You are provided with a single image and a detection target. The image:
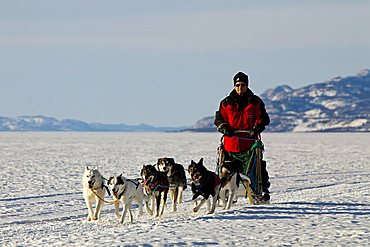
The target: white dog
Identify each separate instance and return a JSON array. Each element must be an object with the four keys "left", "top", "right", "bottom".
[
  {"left": 82, "top": 167, "right": 107, "bottom": 221},
  {"left": 108, "top": 174, "right": 151, "bottom": 224},
  {"left": 219, "top": 161, "right": 239, "bottom": 210}
]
